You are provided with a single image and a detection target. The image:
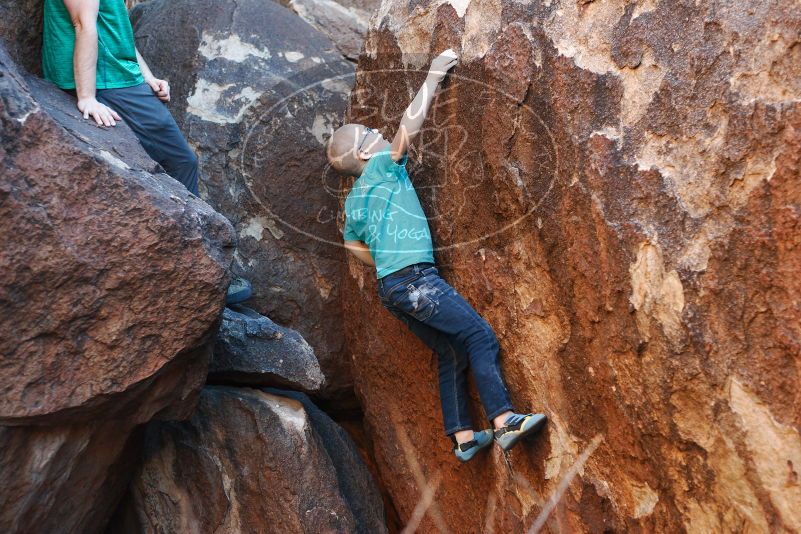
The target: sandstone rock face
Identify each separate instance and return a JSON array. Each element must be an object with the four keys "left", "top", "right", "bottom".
[
  {"left": 210, "top": 305, "right": 325, "bottom": 392},
  {"left": 343, "top": 1, "right": 801, "bottom": 532},
  {"left": 0, "top": 345, "right": 212, "bottom": 534},
  {"left": 121, "top": 386, "right": 387, "bottom": 533},
  {"left": 0, "top": 42, "right": 233, "bottom": 532},
  {"left": 132, "top": 0, "right": 357, "bottom": 402}
]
